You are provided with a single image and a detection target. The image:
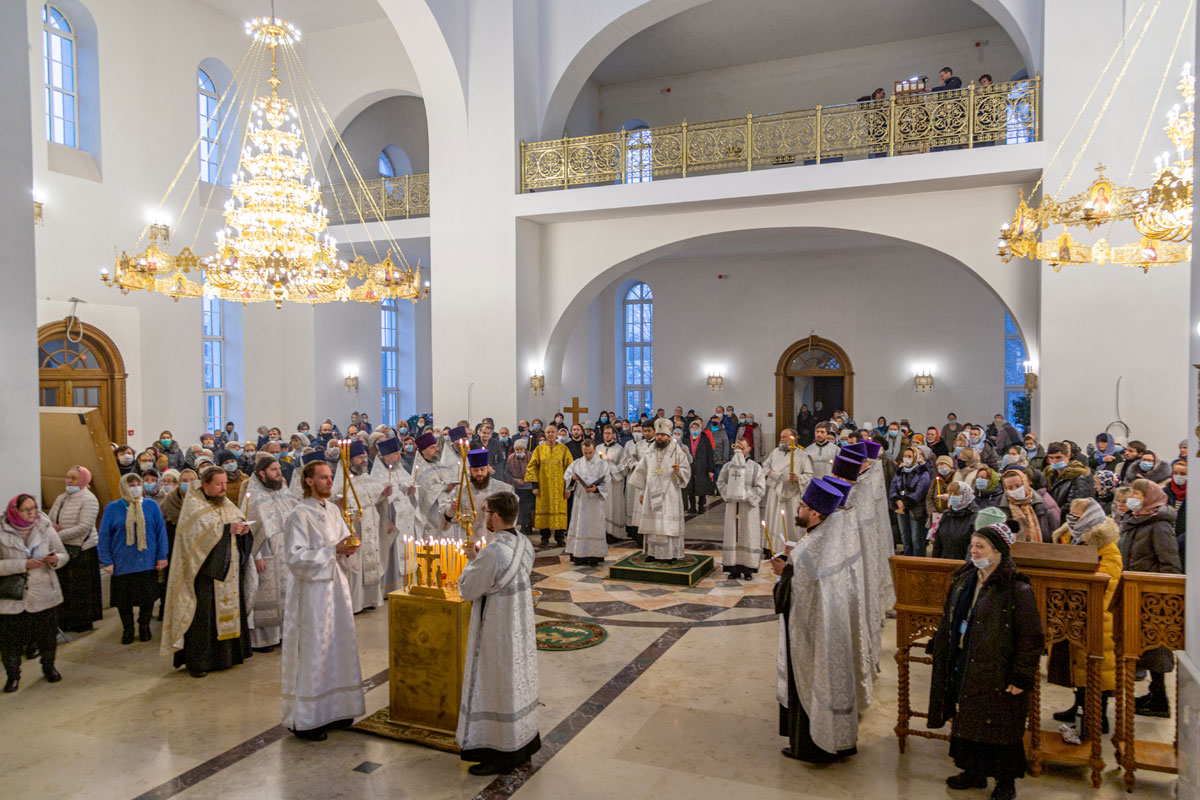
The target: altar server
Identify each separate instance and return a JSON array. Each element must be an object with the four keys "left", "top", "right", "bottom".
[
  {"left": 333, "top": 439, "right": 388, "bottom": 612},
  {"left": 412, "top": 432, "right": 454, "bottom": 539},
  {"left": 563, "top": 438, "right": 611, "bottom": 565},
  {"left": 281, "top": 460, "right": 364, "bottom": 741},
  {"left": 717, "top": 438, "right": 767, "bottom": 579},
  {"left": 627, "top": 418, "right": 691, "bottom": 562},
  {"left": 595, "top": 425, "right": 629, "bottom": 543},
  {"left": 373, "top": 436, "right": 416, "bottom": 594},
  {"left": 762, "top": 429, "right": 812, "bottom": 552},
  {"left": 457, "top": 491, "right": 541, "bottom": 775}
]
